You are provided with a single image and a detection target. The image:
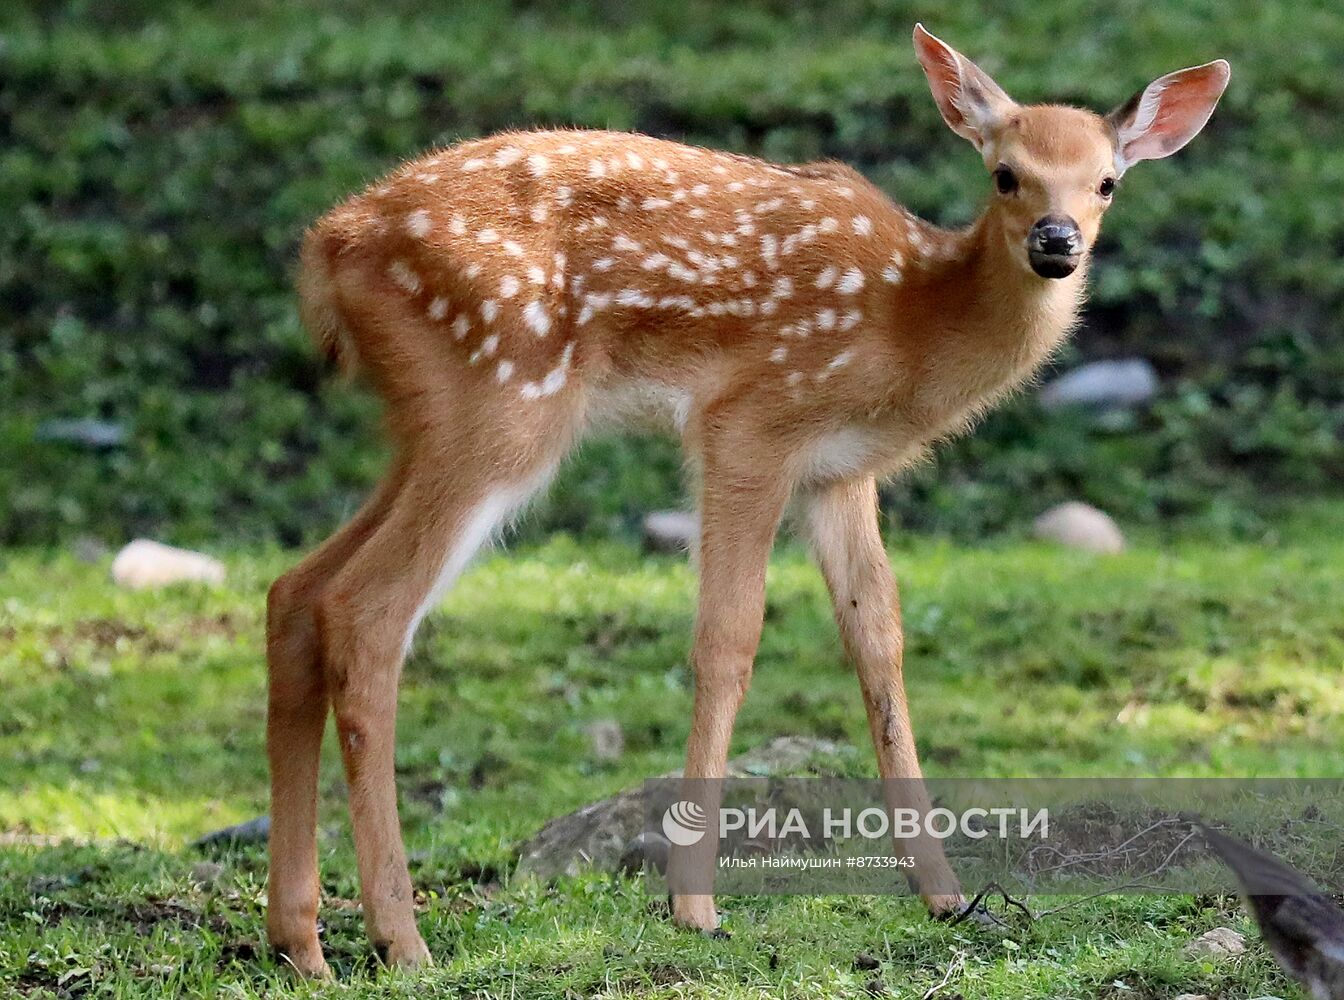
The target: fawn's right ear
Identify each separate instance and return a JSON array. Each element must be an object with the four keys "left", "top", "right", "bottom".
[{"left": 913, "top": 24, "right": 1016, "bottom": 155}]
